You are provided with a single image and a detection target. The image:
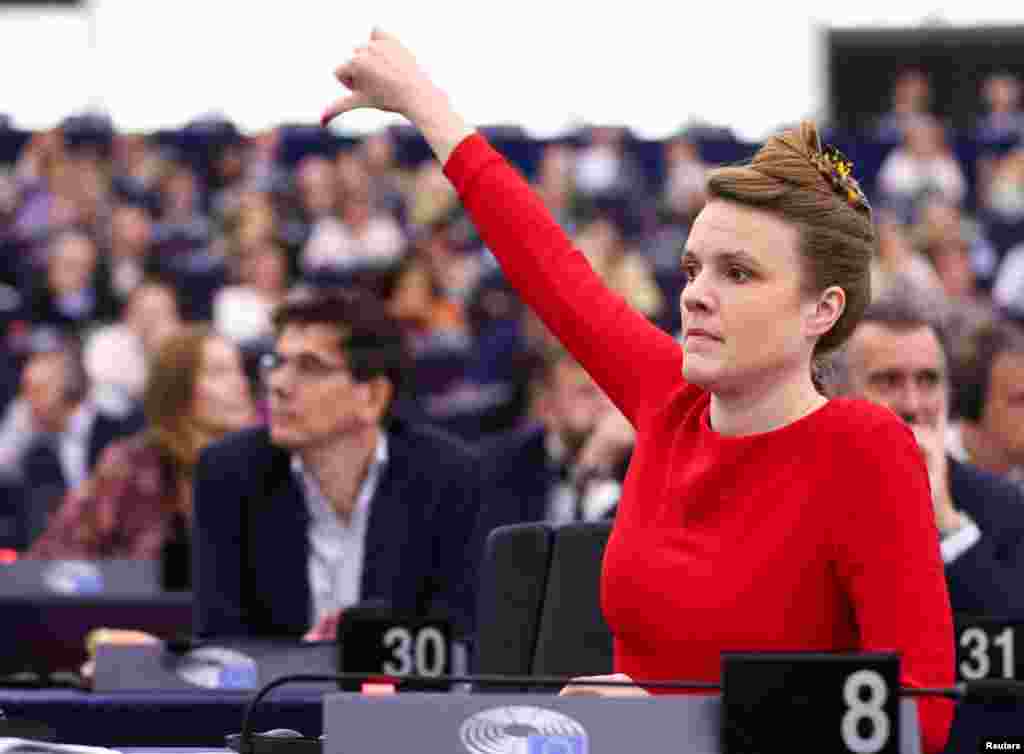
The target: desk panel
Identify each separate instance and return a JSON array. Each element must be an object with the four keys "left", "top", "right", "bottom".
[
  {"left": 0, "top": 689, "right": 322, "bottom": 746},
  {"left": 0, "top": 594, "right": 193, "bottom": 674}
]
